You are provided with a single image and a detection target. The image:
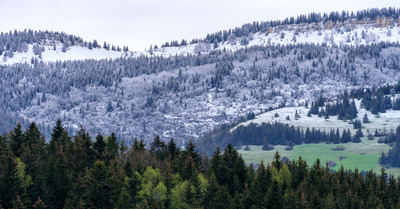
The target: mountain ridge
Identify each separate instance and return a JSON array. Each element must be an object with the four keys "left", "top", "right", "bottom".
[
  {"left": 2, "top": 7, "right": 400, "bottom": 65},
  {"left": 1, "top": 8, "right": 400, "bottom": 146}
]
